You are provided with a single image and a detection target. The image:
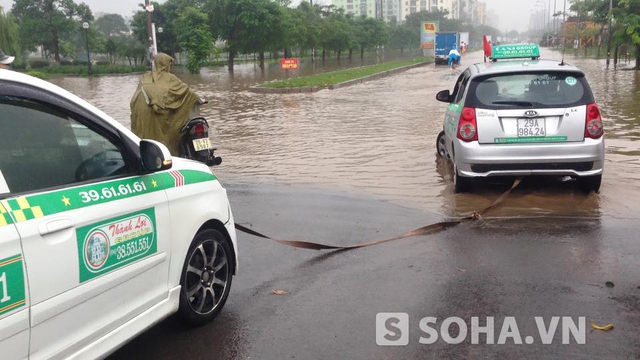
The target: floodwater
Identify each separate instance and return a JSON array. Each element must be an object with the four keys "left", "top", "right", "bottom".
[{"left": 50, "top": 49, "right": 640, "bottom": 220}]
